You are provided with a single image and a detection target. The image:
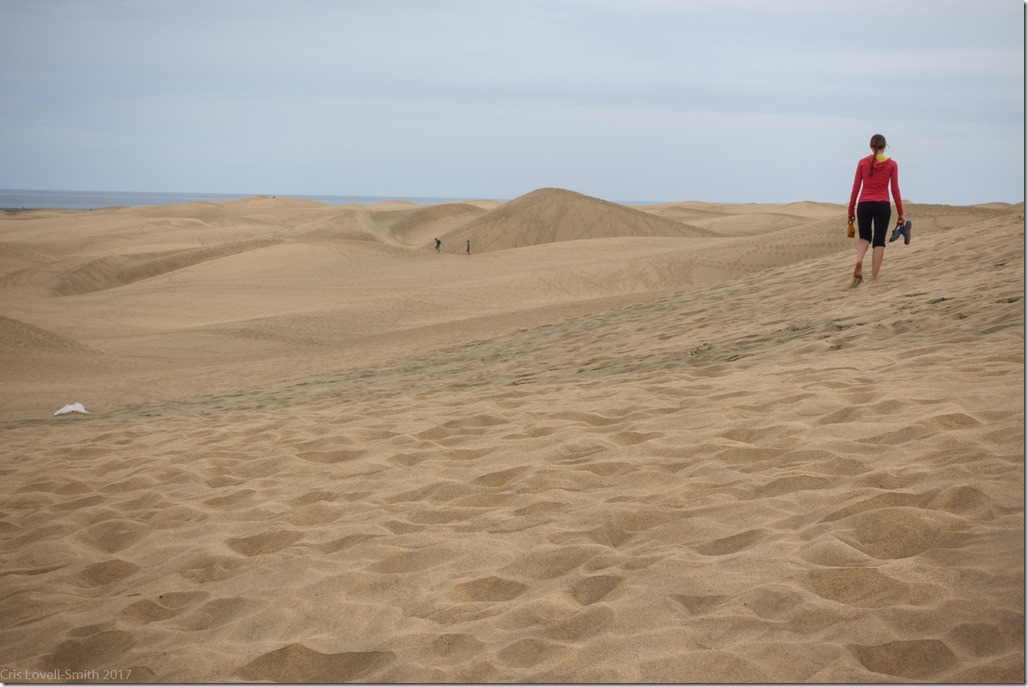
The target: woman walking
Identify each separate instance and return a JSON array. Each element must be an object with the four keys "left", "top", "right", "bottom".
[{"left": 848, "top": 134, "right": 906, "bottom": 283}]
